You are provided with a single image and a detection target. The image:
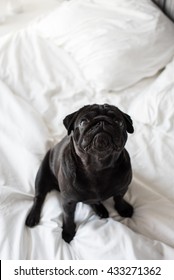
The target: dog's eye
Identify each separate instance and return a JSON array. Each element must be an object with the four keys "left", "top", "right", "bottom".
[
  {"left": 115, "top": 120, "right": 124, "bottom": 127},
  {"left": 80, "top": 119, "right": 88, "bottom": 126}
]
